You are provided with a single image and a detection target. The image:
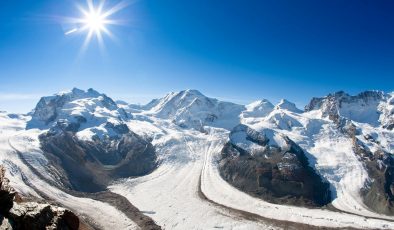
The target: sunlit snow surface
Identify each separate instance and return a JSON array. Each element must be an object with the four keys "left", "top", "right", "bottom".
[
  {"left": 1, "top": 89, "right": 394, "bottom": 229},
  {"left": 0, "top": 112, "right": 139, "bottom": 230},
  {"left": 108, "top": 114, "right": 394, "bottom": 229}
]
